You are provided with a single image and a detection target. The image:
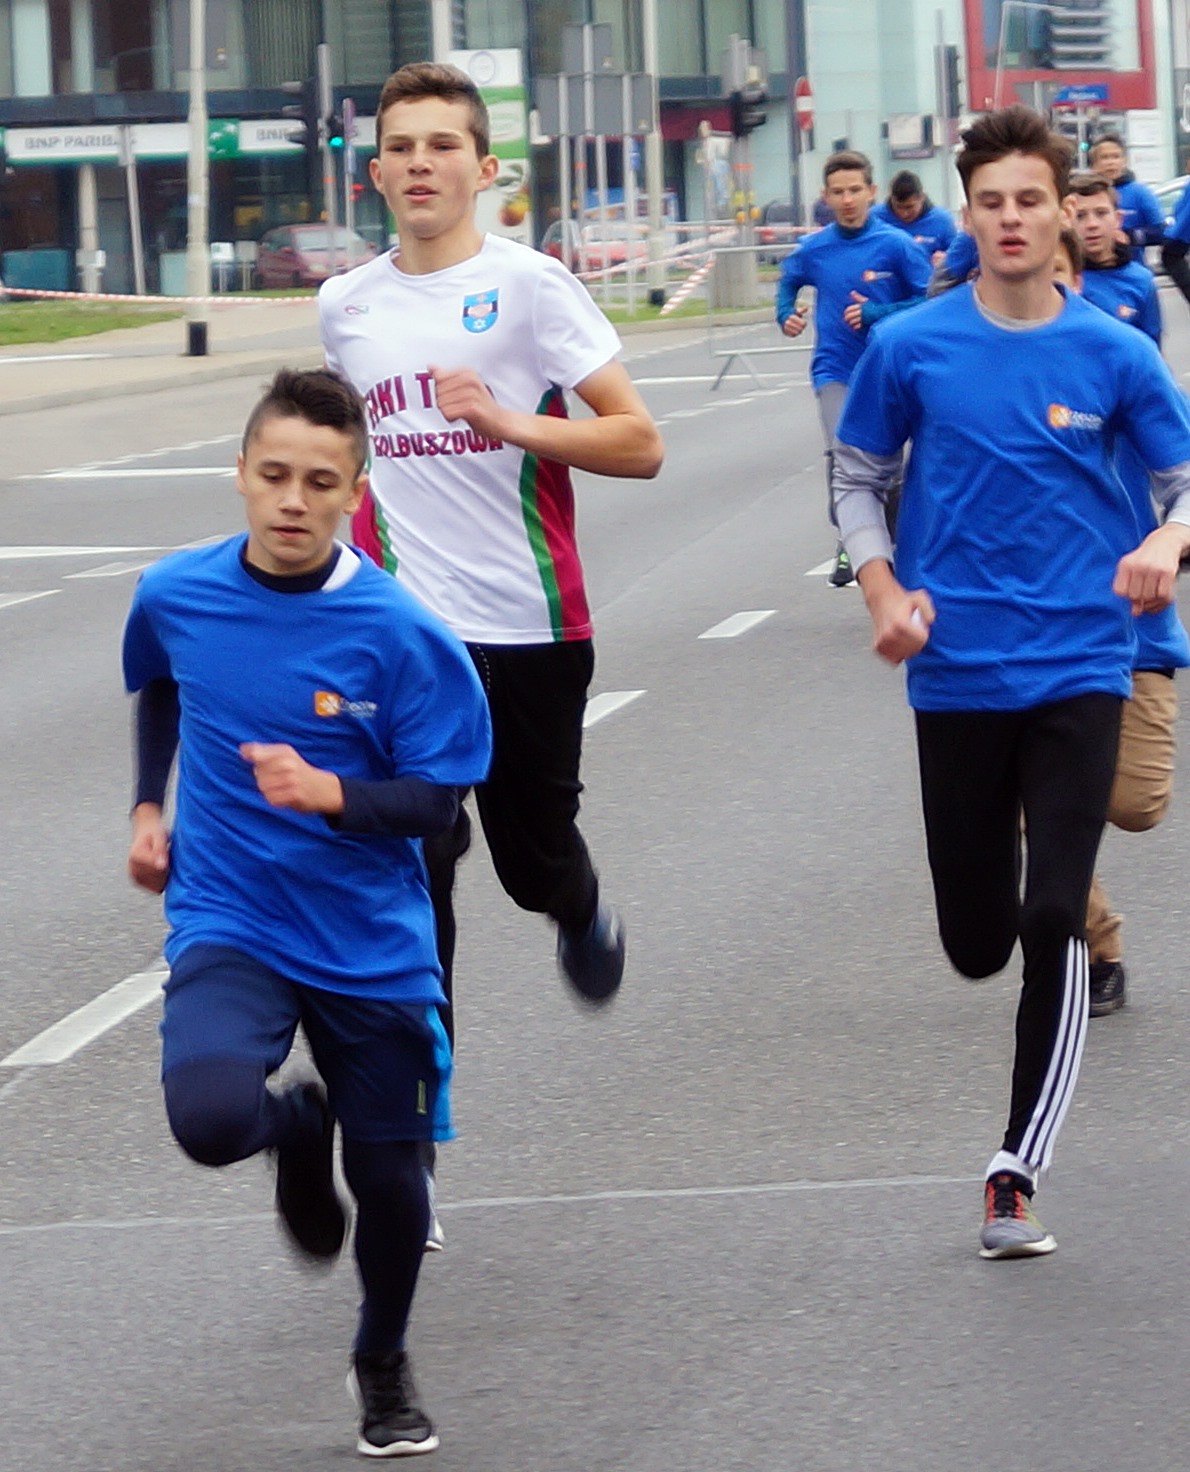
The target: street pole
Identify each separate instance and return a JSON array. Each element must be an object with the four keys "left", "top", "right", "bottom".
[
  {"left": 184, "top": 0, "right": 209, "bottom": 356},
  {"left": 642, "top": 0, "right": 666, "bottom": 305},
  {"left": 317, "top": 43, "right": 339, "bottom": 278},
  {"left": 784, "top": 0, "right": 808, "bottom": 227}
]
